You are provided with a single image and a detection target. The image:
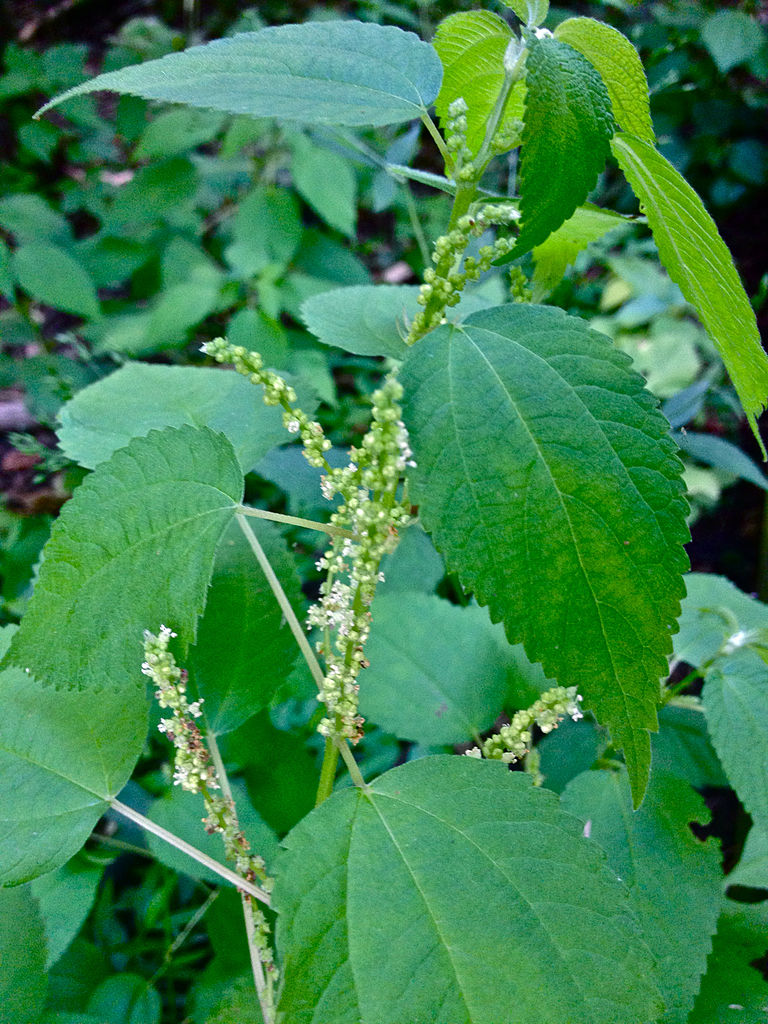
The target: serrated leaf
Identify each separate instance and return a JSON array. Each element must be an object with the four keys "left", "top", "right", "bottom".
[
  {"left": 0, "top": 885, "right": 48, "bottom": 1022},
  {"left": 37, "top": 22, "right": 443, "bottom": 128},
  {"left": 359, "top": 593, "right": 512, "bottom": 745},
  {"left": 13, "top": 241, "right": 99, "bottom": 320},
  {"left": 499, "top": 0, "right": 549, "bottom": 27},
  {"left": 505, "top": 37, "right": 614, "bottom": 260},
  {"left": 189, "top": 519, "right": 302, "bottom": 735},
  {"left": 562, "top": 767, "right": 722, "bottom": 1023},
  {"left": 555, "top": 18, "right": 654, "bottom": 143},
  {"left": 611, "top": 132, "right": 768, "bottom": 453},
  {"left": 531, "top": 202, "right": 630, "bottom": 299},
  {"left": 401, "top": 304, "right": 689, "bottom": 805},
  {"left": 688, "top": 900, "right": 768, "bottom": 1022},
  {"left": 57, "top": 363, "right": 308, "bottom": 472},
  {"left": 433, "top": 12, "right": 525, "bottom": 156},
  {"left": 275, "top": 756, "right": 662, "bottom": 1024},
  {"left": 703, "top": 647, "right": 768, "bottom": 832},
  {"left": 674, "top": 573, "right": 768, "bottom": 670},
  {"left": 0, "top": 626, "right": 147, "bottom": 885},
  {"left": 290, "top": 134, "right": 357, "bottom": 238},
  {"left": 4, "top": 425, "right": 243, "bottom": 694}
]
